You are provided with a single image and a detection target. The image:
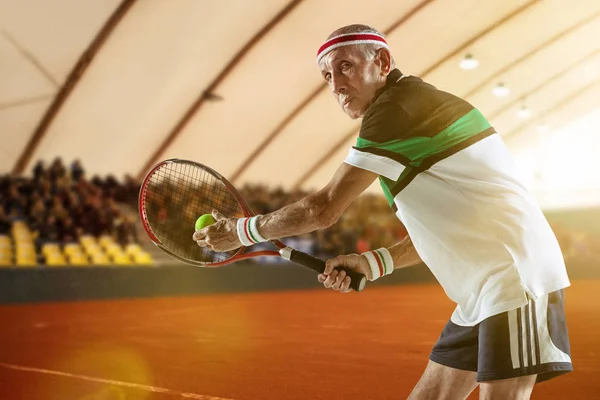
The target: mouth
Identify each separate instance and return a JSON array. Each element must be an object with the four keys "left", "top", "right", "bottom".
[{"left": 342, "top": 98, "right": 353, "bottom": 107}]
